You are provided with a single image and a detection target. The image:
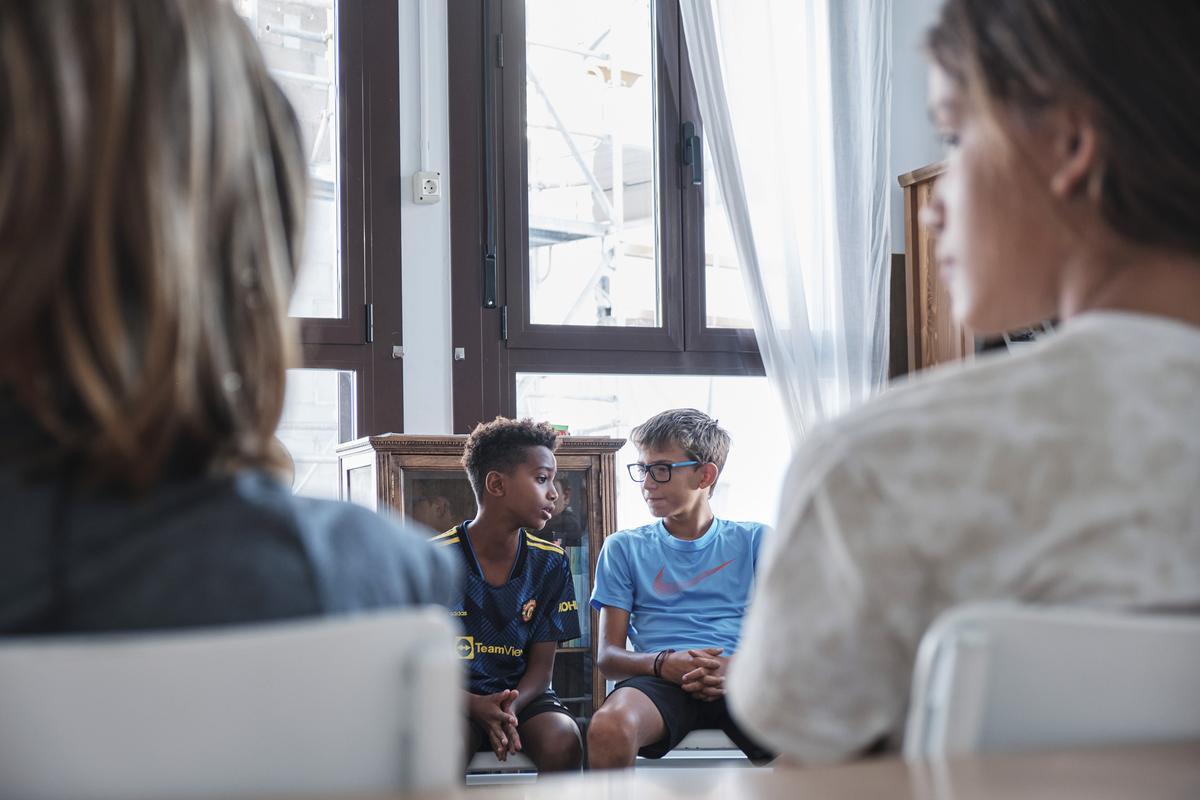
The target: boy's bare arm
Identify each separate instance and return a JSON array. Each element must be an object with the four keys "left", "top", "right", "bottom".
[
  {"left": 595, "top": 606, "right": 659, "bottom": 680},
  {"left": 511, "top": 640, "right": 557, "bottom": 715},
  {"left": 596, "top": 606, "right": 724, "bottom": 685}
]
